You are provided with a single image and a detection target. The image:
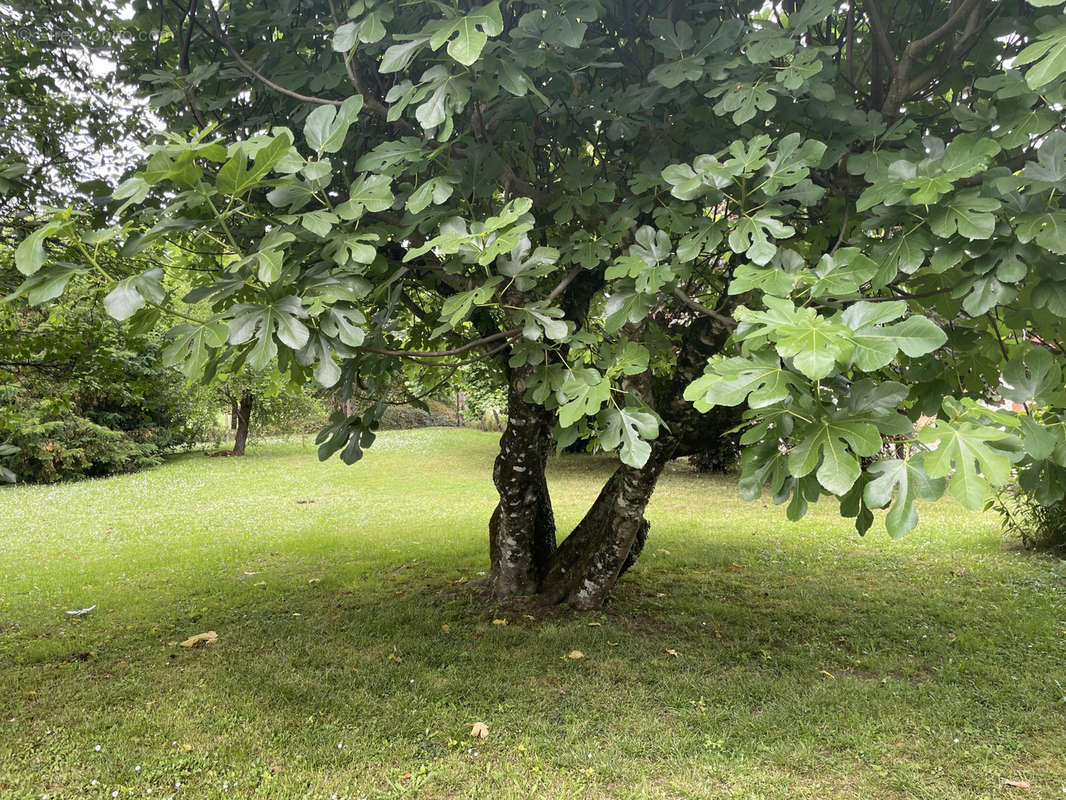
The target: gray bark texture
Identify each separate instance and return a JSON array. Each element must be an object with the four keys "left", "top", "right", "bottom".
[{"left": 483, "top": 365, "right": 557, "bottom": 598}]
